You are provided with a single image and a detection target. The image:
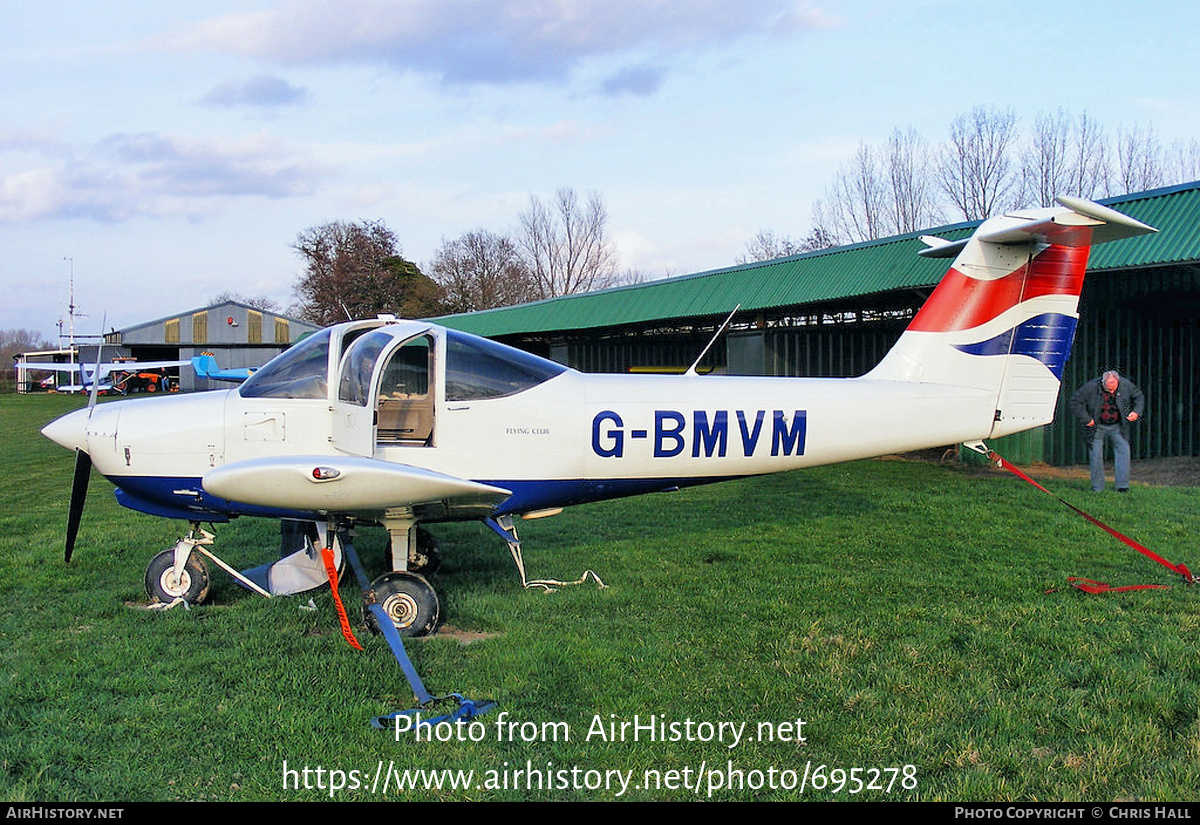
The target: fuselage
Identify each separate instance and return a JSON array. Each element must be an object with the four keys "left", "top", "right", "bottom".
[{"left": 43, "top": 317, "right": 998, "bottom": 524}]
